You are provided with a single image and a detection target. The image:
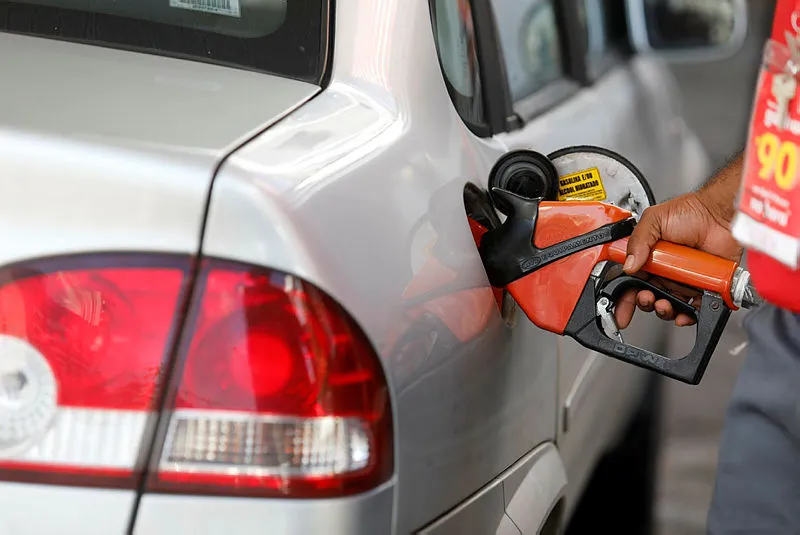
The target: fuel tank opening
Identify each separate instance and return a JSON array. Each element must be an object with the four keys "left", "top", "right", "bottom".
[{"left": 488, "top": 149, "right": 559, "bottom": 216}]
